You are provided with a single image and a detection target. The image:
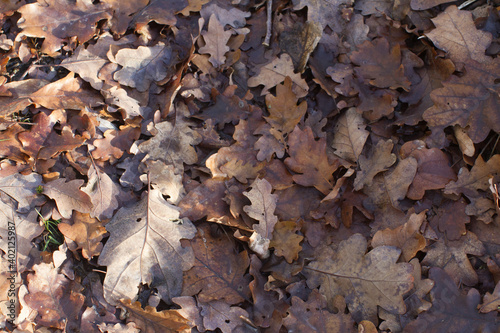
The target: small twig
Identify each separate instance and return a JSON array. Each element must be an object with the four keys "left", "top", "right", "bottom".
[
  {"left": 263, "top": 0, "right": 273, "bottom": 46},
  {"left": 458, "top": 0, "right": 478, "bottom": 9}
]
